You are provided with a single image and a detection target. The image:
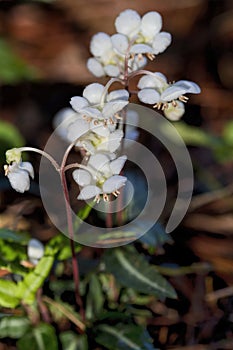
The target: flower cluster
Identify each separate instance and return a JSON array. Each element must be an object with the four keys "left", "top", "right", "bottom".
[
  {"left": 4, "top": 8, "right": 201, "bottom": 205},
  {"left": 87, "top": 9, "right": 172, "bottom": 78}
]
